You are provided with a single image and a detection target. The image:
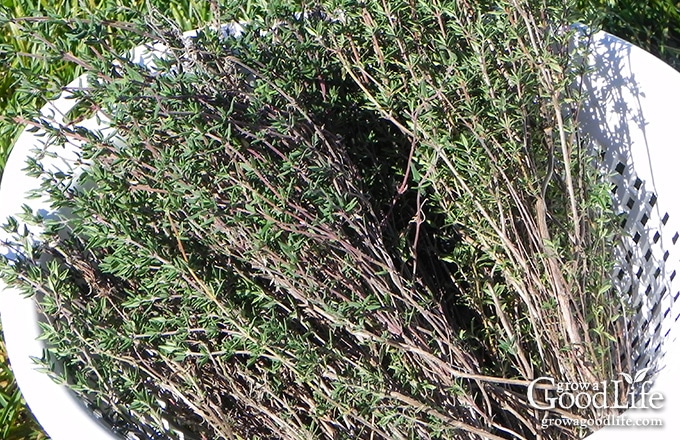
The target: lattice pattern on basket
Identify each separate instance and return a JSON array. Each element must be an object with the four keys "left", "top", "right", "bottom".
[{"left": 607, "top": 156, "right": 680, "bottom": 384}]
